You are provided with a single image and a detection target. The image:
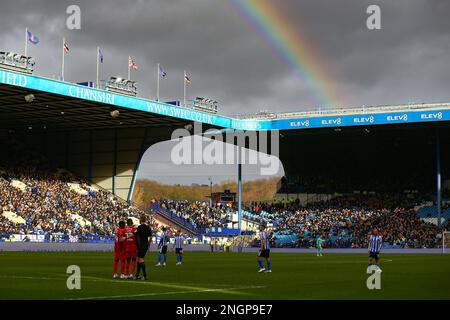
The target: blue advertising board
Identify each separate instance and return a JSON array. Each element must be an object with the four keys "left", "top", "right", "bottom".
[
  {"left": 1, "top": 69, "right": 449, "bottom": 132},
  {"left": 198, "top": 227, "right": 241, "bottom": 237},
  {"left": 270, "top": 109, "right": 450, "bottom": 130},
  {"left": 0, "top": 69, "right": 234, "bottom": 128}
]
